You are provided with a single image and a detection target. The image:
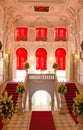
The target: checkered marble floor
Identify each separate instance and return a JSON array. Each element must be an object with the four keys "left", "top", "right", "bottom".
[
  {"left": 8, "top": 111, "right": 31, "bottom": 130},
  {"left": 52, "top": 111, "right": 77, "bottom": 130},
  {"left": 6, "top": 111, "right": 78, "bottom": 130}
]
